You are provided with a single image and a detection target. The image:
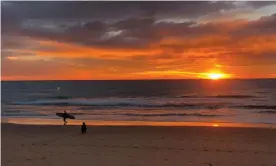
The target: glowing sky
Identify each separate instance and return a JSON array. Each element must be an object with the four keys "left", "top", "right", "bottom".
[{"left": 2, "top": 1, "right": 276, "bottom": 80}]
